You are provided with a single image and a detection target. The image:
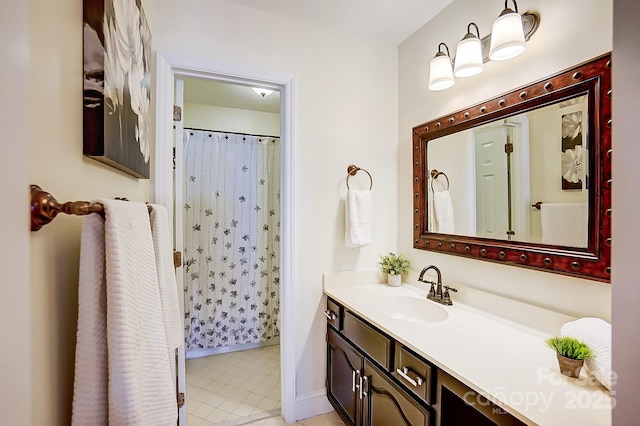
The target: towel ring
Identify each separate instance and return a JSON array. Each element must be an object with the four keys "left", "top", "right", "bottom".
[
  {"left": 430, "top": 169, "right": 449, "bottom": 192},
  {"left": 346, "top": 165, "right": 373, "bottom": 190}
]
